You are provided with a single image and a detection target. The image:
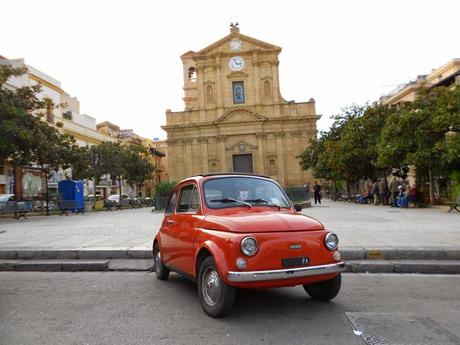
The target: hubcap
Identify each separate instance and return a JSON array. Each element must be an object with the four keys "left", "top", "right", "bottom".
[{"left": 202, "top": 267, "right": 221, "bottom": 307}]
